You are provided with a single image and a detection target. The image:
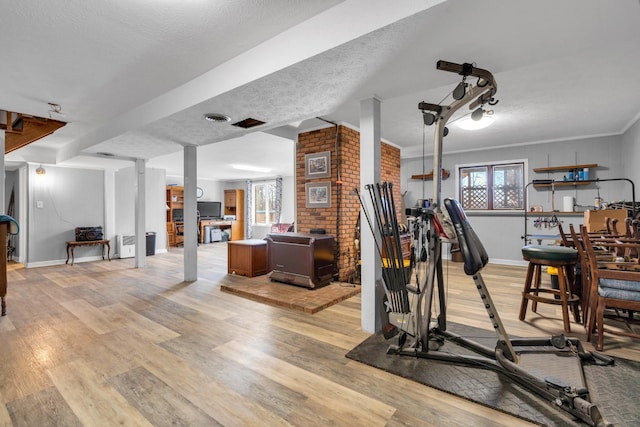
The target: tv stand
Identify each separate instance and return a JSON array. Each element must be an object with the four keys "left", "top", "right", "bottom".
[{"left": 266, "top": 232, "right": 335, "bottom": 288}]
